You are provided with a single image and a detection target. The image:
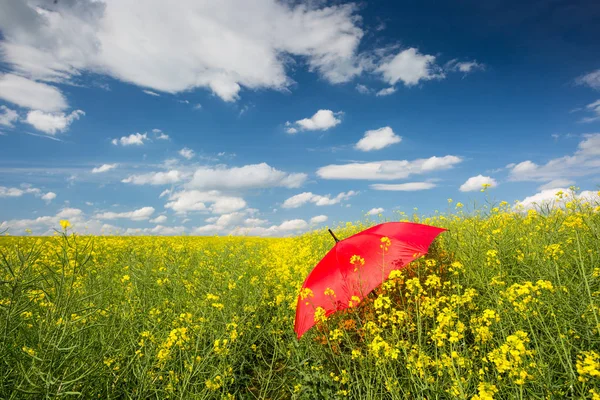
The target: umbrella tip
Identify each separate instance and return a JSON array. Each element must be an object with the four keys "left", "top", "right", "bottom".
[{"left": 328, "top": 228, "right": 340, "bottom": 243}]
